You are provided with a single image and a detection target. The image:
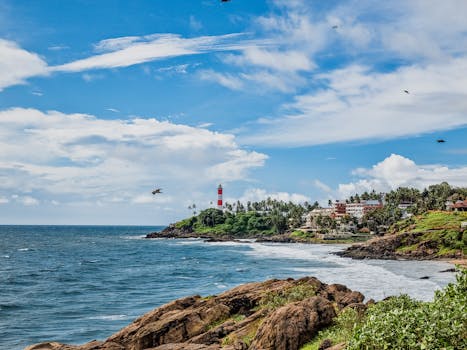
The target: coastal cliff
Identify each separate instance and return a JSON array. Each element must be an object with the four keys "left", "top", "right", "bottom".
[
  {"left": 25, "top": 277, "right": 364, "bottom": 350},
  {"left": 337, "top": 211, "right": 466, "bottom": 261}
]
